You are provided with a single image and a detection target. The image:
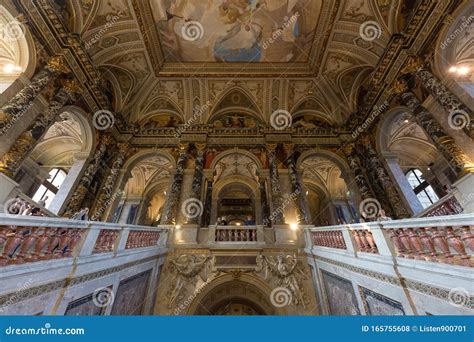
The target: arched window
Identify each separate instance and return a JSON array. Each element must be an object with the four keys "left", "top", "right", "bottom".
[
  {"left": 405, "top": 169, "right": 439, "bottom": 209},
  {"left": 32, "top": 168, "right": 67, "bottom": 208}
]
